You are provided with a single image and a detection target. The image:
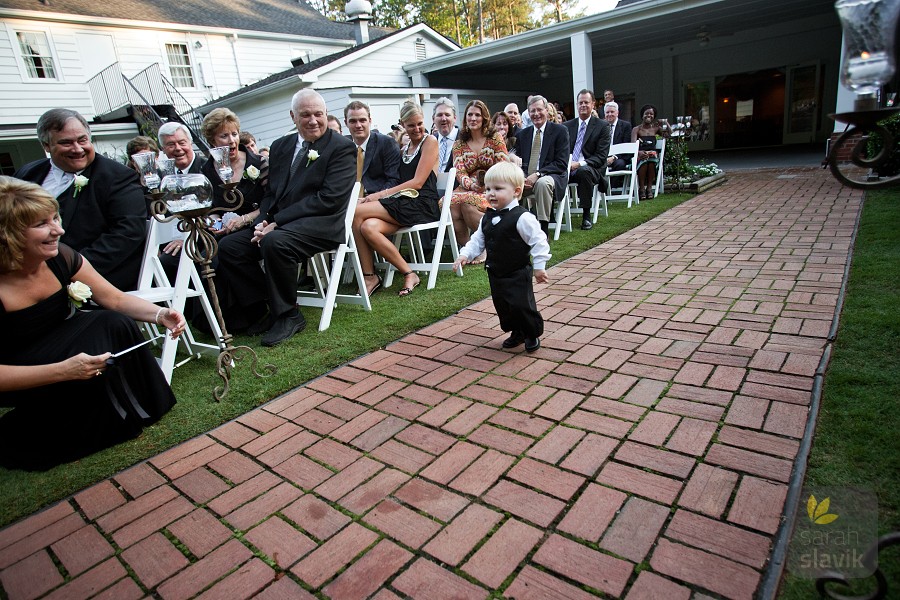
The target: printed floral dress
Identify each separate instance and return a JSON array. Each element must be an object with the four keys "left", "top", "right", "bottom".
[{"left": 450, "top": 133, "right": 509, "bottom": 211}]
